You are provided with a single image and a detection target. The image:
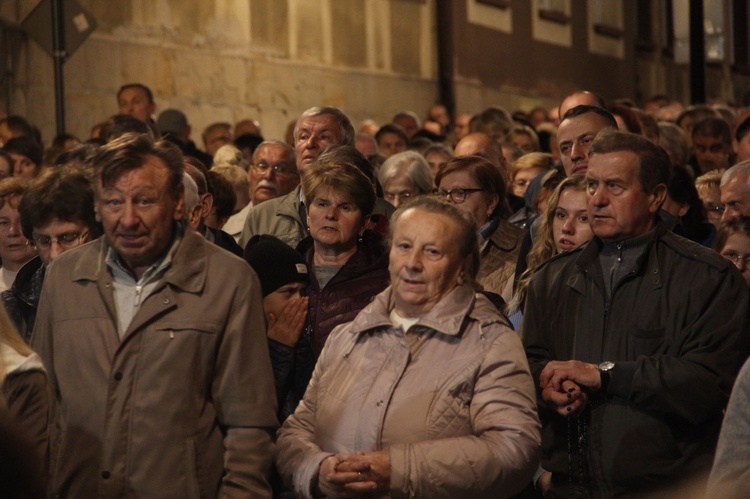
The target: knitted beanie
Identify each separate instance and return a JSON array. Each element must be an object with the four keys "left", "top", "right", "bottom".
[{"left": 243, "top": 234, "right": 310, "bottom": 297}]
